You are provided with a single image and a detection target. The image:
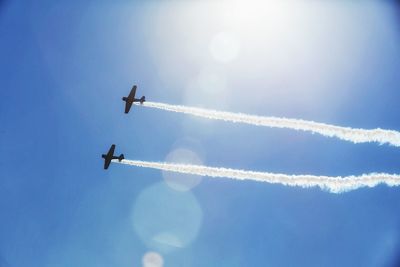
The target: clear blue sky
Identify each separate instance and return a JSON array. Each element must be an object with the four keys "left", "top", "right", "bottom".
[{"left": 1, "top": 1, "right": 400, "bottom": 266}]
